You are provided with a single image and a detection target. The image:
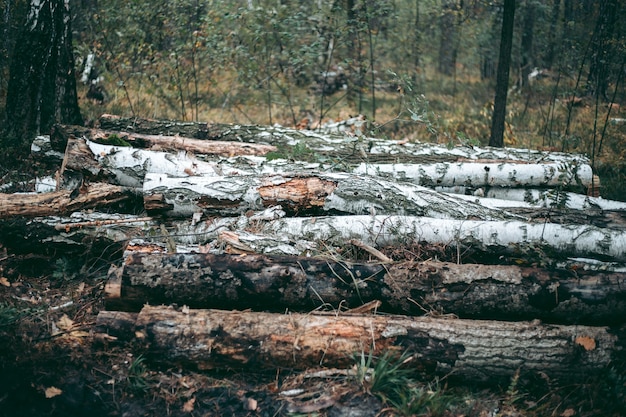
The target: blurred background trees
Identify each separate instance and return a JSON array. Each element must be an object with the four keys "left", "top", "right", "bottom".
[{"left": 0, "top": 0, "right": 624, "bottom": 197}]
